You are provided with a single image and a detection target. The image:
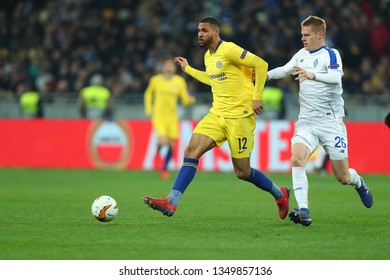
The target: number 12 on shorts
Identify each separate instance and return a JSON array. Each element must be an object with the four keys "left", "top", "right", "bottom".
[{"left": 238, "top": 137, "right": 247, "bottom": 151}]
